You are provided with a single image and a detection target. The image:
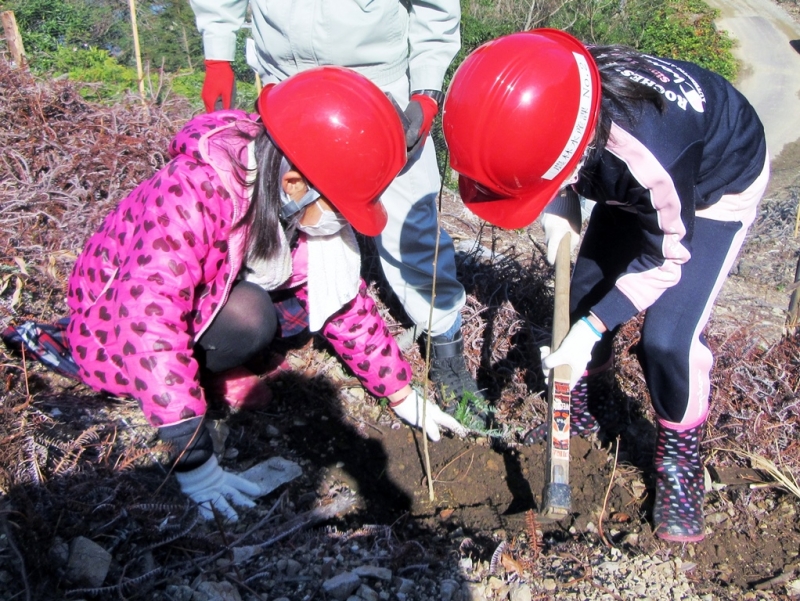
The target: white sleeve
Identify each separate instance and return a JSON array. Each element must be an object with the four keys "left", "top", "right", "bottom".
[
  {"left": 408, "top": 0, "right": 461, "bottom": 92},
  {"left": 189, "top": 0, "right": 249, "bottom": 61}
]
